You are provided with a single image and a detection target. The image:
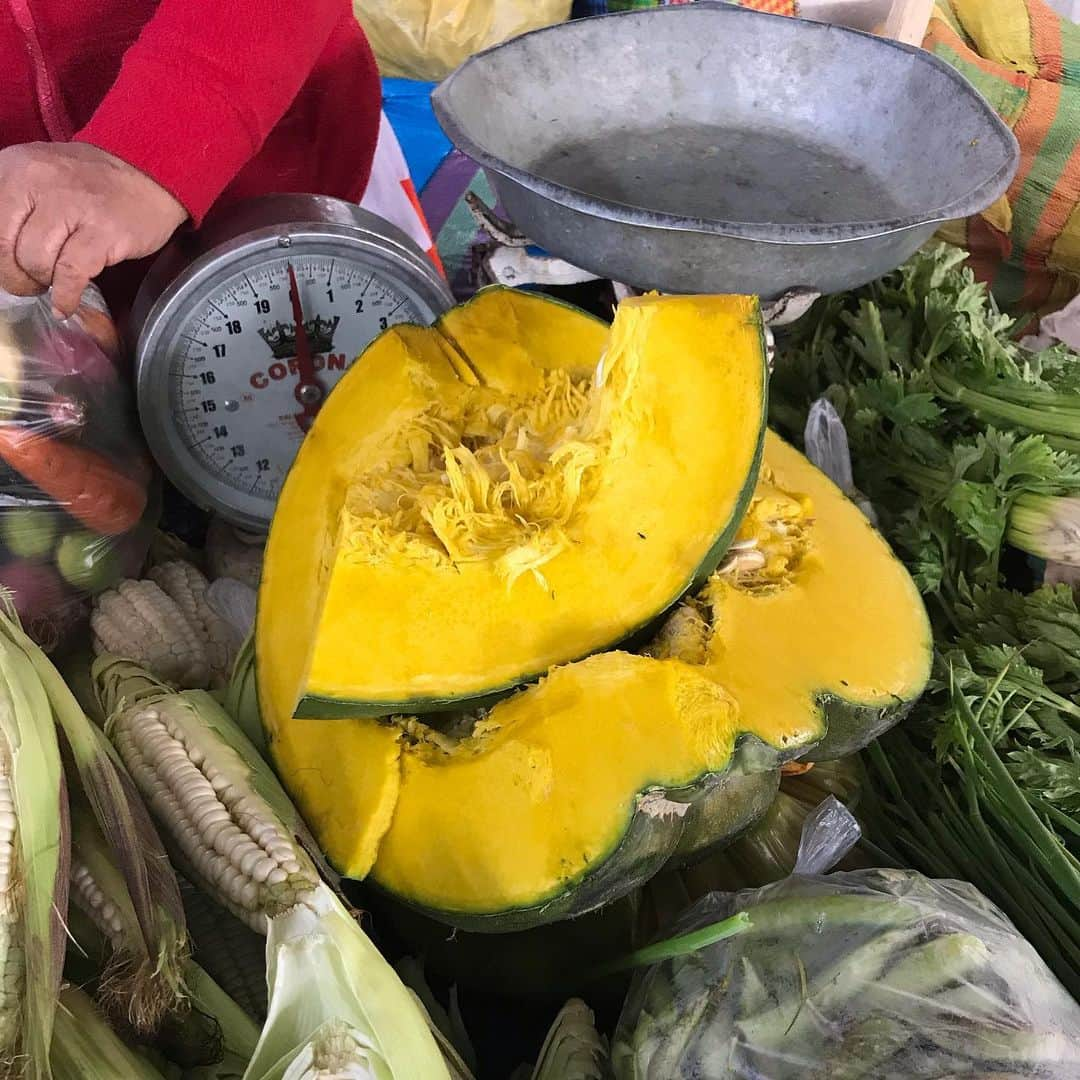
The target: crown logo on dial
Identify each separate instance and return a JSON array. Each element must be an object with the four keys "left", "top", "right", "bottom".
[{"left": 258, "top": 315, "right": 341, "bottom": 360}]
